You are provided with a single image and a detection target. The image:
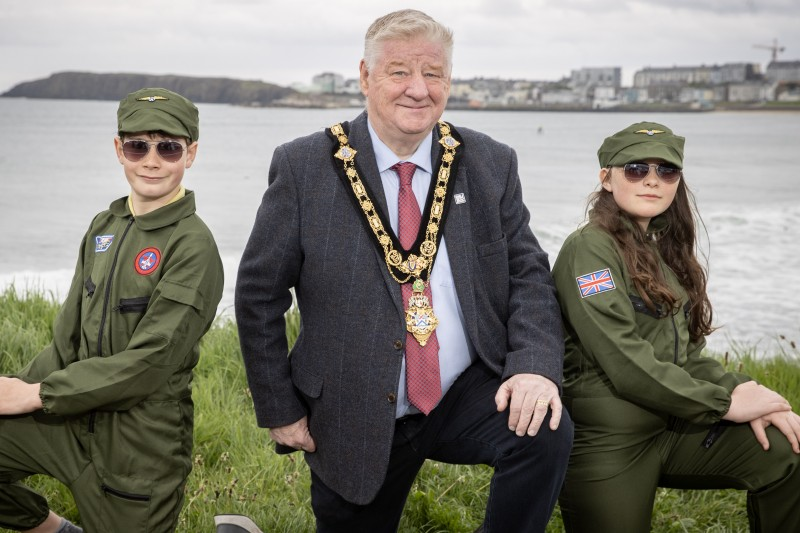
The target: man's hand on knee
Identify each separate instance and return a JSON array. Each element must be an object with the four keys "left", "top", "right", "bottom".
[{"left": 495, "top": 374, "right": 562, "bottom": 436}]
